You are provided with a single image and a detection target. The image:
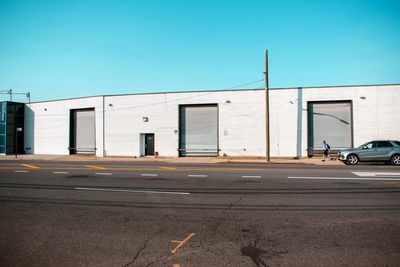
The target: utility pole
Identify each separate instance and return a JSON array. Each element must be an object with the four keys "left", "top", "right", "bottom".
[{"left": 264, "top": 49, "right": 270, "bottom": 162}]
